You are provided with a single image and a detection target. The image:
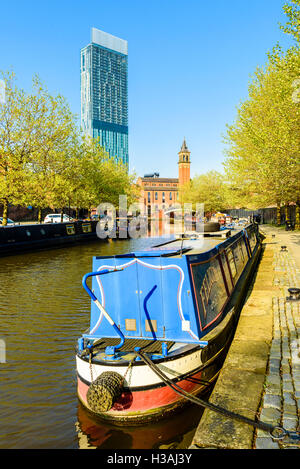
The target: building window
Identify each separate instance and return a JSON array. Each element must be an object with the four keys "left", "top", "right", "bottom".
[
  {"left": 169, "top": 192, "right": 172, "bottom": 200},
  {"left": 155, "top": 192, "right": 158, "bottom": 201},
  {"left": 148, "top": 192, "right": 151, "bottom": 203},
  {"left": 162, "top": 192, "right": 165, "bottom": 203}
]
